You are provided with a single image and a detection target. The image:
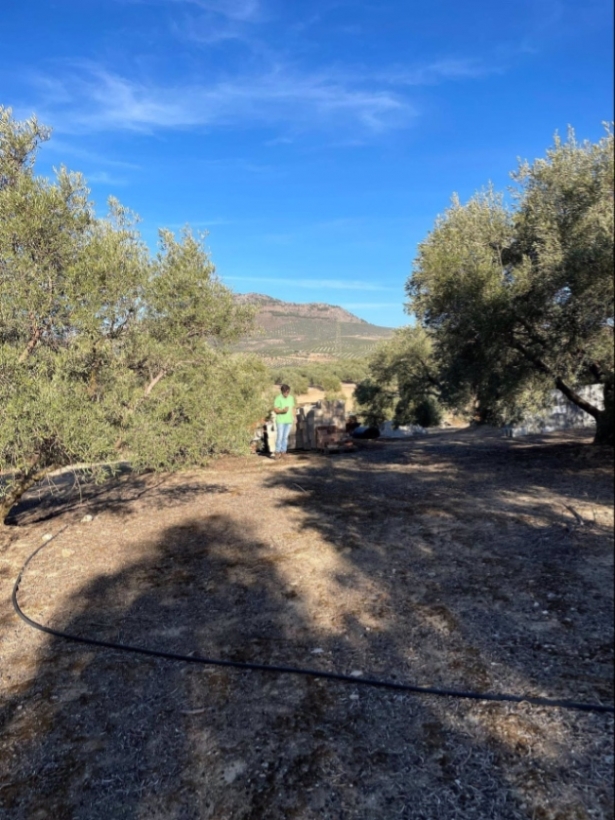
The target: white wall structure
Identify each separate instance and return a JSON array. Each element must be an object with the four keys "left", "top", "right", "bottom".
[
  {"left": 379, "top": 421, "right": 427, "bottom": 438},
  {"left": 504, "top": 384, "right": 604, "bottom": 437}
]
